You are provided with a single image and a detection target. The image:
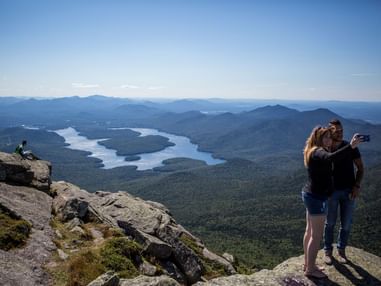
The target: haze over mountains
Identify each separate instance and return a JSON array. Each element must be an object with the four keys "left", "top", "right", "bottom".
[
  {"left": 1, "top": 95, "right": 381, "bottom": 126},
  {"left": 1, "top": 95, "right": 380, "bottom": 171},
  {"left": 1, "top": 95, "right": 381, "bottom": 268}
]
